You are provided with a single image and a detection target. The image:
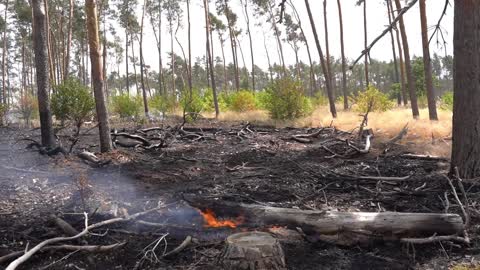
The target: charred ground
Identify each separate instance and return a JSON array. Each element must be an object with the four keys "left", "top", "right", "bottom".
[{"left": 0, "top": 120, "right": 479, "bottom": 270}]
